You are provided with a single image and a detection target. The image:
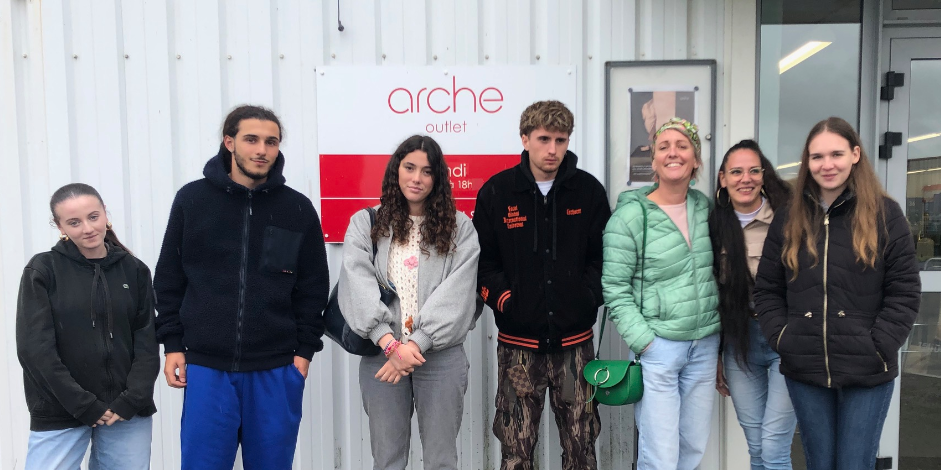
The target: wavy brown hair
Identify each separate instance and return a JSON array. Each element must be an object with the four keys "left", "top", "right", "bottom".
[
  {"left": 783, "top": 117, "right": 886, "bottom": 279},
  {"left": 371, "top": 135, "right": 457, "bottom": 255}
]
